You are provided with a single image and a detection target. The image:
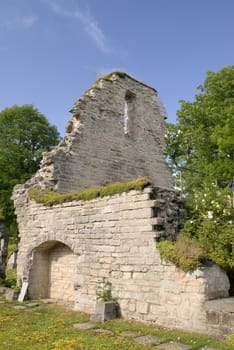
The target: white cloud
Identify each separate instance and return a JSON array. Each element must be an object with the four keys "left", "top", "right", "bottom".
[
  {"left": 76, "top": 11, "right": 107, "bottom": 52},
  {"left": 44, "top": 0, "right": 109, "bottom": 52},
  {"left": 2, "top": 15, "right": 38, "bottom": 30}
]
